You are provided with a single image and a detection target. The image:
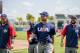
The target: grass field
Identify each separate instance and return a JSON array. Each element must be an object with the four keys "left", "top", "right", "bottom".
[
  {"left": 13, "top": 31, "right": 80, "bottom": 53},
  {"left": 13, "top": 49, "right": 28, "bottom": 53},
  {"left": 15, "top": 31, "right": 27, "bottom": 40}
]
